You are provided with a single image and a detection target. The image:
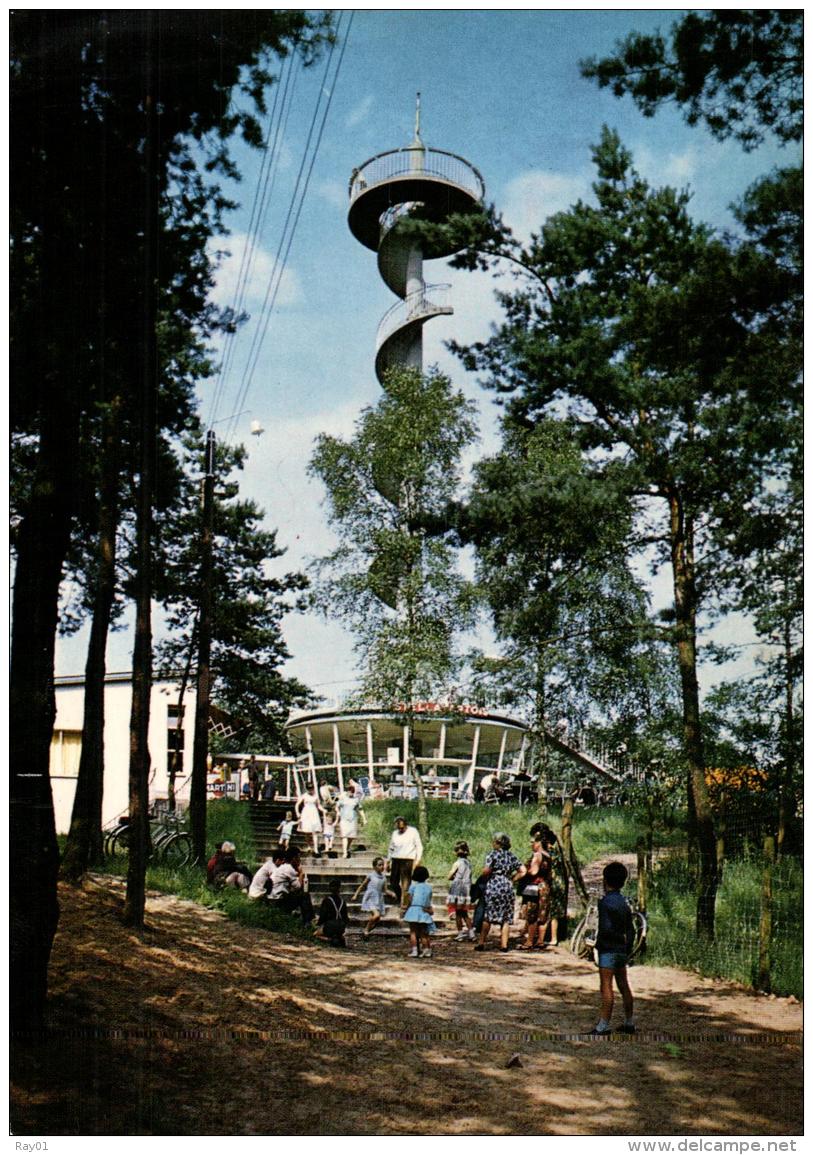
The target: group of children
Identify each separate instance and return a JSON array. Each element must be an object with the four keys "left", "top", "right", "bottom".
[{"left": 345, "top": 839, "right": 636, "bottom": 1035}]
